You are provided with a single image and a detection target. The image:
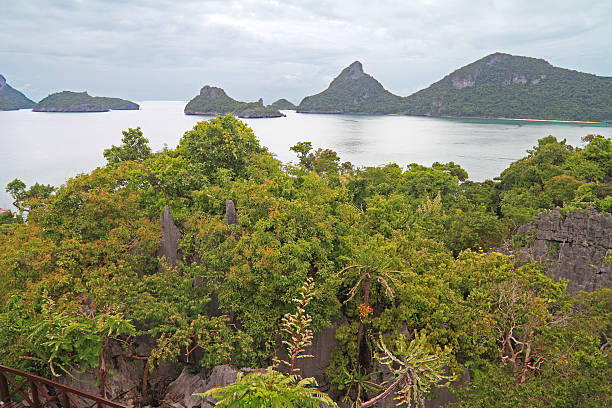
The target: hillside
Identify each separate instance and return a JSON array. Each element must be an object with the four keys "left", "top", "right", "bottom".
[
  {"left": 270, "top": 98, "right": 297, "bottom": 110},
  {"left": 297, "top": 61, "right": 403, "bottom": 114},
  {"left": 401, "top": 52, "right": 612, "bottom": 122},
  {"left": 33, "top": 91, "right": 139, "bottom": 112},
  {"left": 0, "top": 74, "right": 35, "bottom": 110},
  {"left": 184, "top": 85, "right": 284, "bottom": 118}
]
